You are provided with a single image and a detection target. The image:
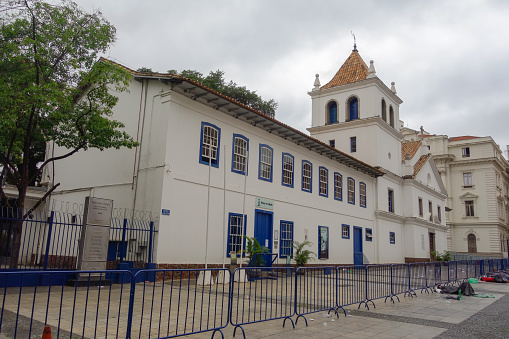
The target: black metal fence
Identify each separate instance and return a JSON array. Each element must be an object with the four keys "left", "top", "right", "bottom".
[
  {"left": 0, "top": 206, "right": 157, "bottom": 271},
  {"left": 1, "top": 258, "right": 507, "bottom": 339}
]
